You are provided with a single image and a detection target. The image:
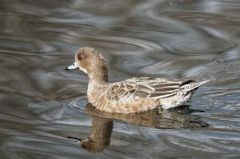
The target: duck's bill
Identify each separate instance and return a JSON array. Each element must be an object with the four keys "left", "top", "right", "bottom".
[{"left": 65, "top": 62, "right": 78, "bottom": 70}]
